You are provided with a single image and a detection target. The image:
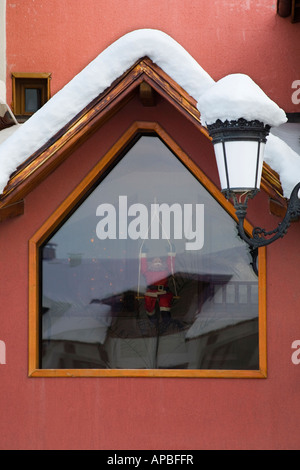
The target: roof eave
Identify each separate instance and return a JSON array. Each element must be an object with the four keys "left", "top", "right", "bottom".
[{"left": 0, "top": 57, "right": 285, "bottom": 221}]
